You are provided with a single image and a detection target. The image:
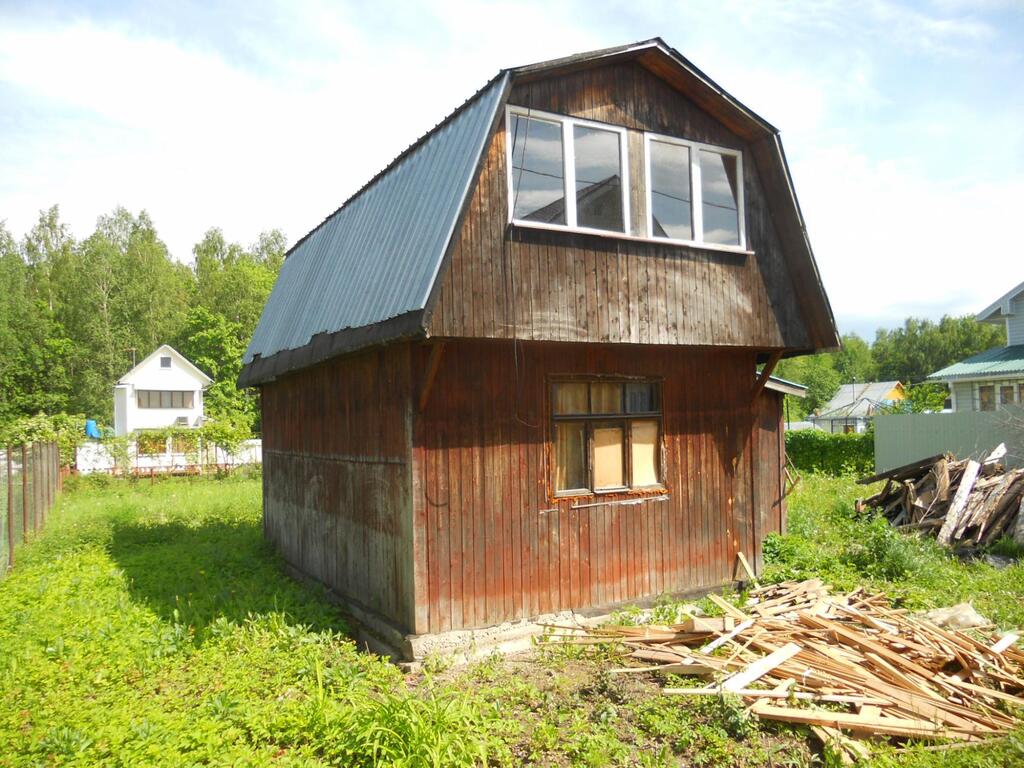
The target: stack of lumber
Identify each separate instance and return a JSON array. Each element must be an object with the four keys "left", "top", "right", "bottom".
[
  {"left": 542, "top": 579, "right": 1024, "bottom": 763},
  {"left": 858, "top": 445, "right": 1024, "bottom": 548}
]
